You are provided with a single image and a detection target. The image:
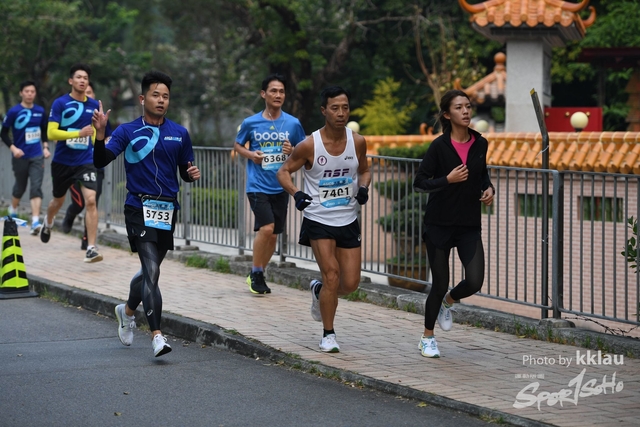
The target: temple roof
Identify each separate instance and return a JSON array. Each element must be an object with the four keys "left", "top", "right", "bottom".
[
  {"left": 366, "top": 132, "right": 640, "bottom": 174},
  {"left": 454, "top": 52, "right": 506, "bottom": 105},
  {"left": 458, "top": 0, "right": 596, "bottom": 46}
]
